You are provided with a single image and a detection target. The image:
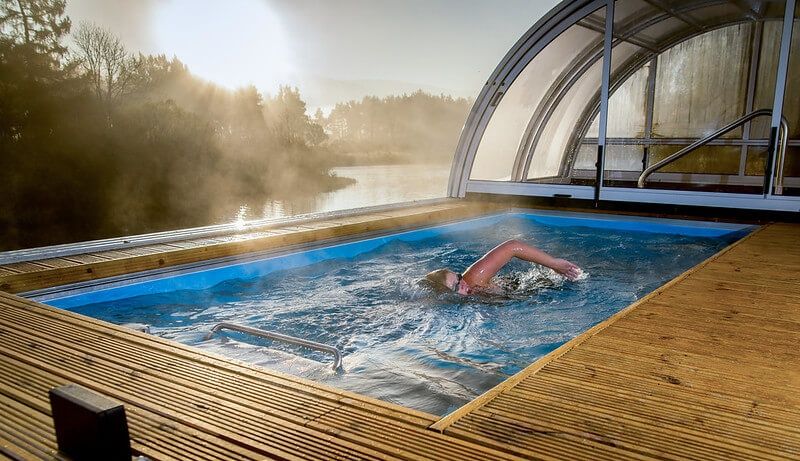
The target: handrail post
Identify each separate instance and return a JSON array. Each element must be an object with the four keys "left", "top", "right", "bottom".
[
  {"left": 206, "top": 322, "right": 343, "bottom": 371},
  {"left": 773, "top": 117, "right": 789, "bottom": 195}
]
